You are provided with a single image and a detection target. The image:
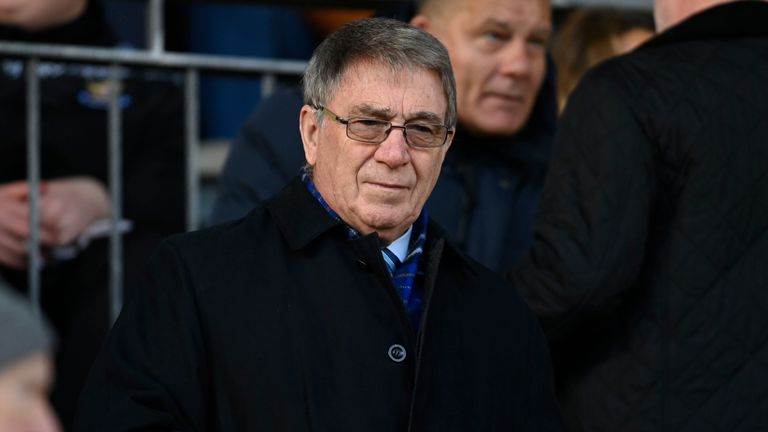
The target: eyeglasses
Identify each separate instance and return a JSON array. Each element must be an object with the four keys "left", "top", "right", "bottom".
[{"left": 315, "top": 105, "right": 453, "bottom": 148}]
